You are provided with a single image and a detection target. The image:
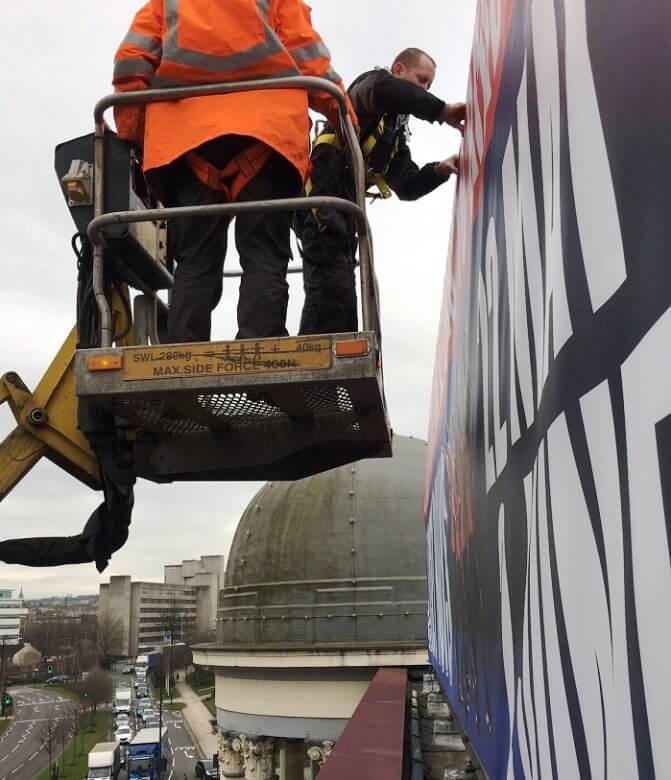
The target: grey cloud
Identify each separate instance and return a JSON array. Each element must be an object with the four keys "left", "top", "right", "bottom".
[{"left": 0, "top": 0, "right": 476, "bottom": 597}]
